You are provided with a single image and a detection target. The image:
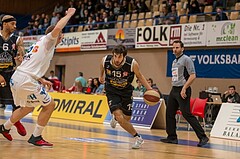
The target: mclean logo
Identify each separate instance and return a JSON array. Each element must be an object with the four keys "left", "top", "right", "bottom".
[{"left": 95, "top": 32, "right": 106, "bottom": 43}]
